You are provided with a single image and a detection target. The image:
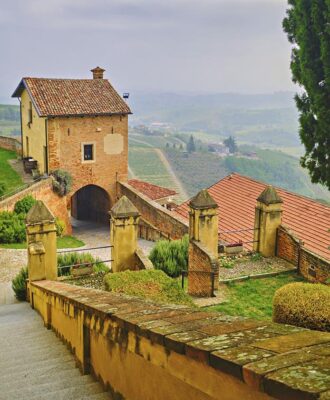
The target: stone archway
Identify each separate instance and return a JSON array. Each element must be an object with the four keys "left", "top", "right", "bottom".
[{"left": 71, "top": 185, "right": 111, "bottom": 224}]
